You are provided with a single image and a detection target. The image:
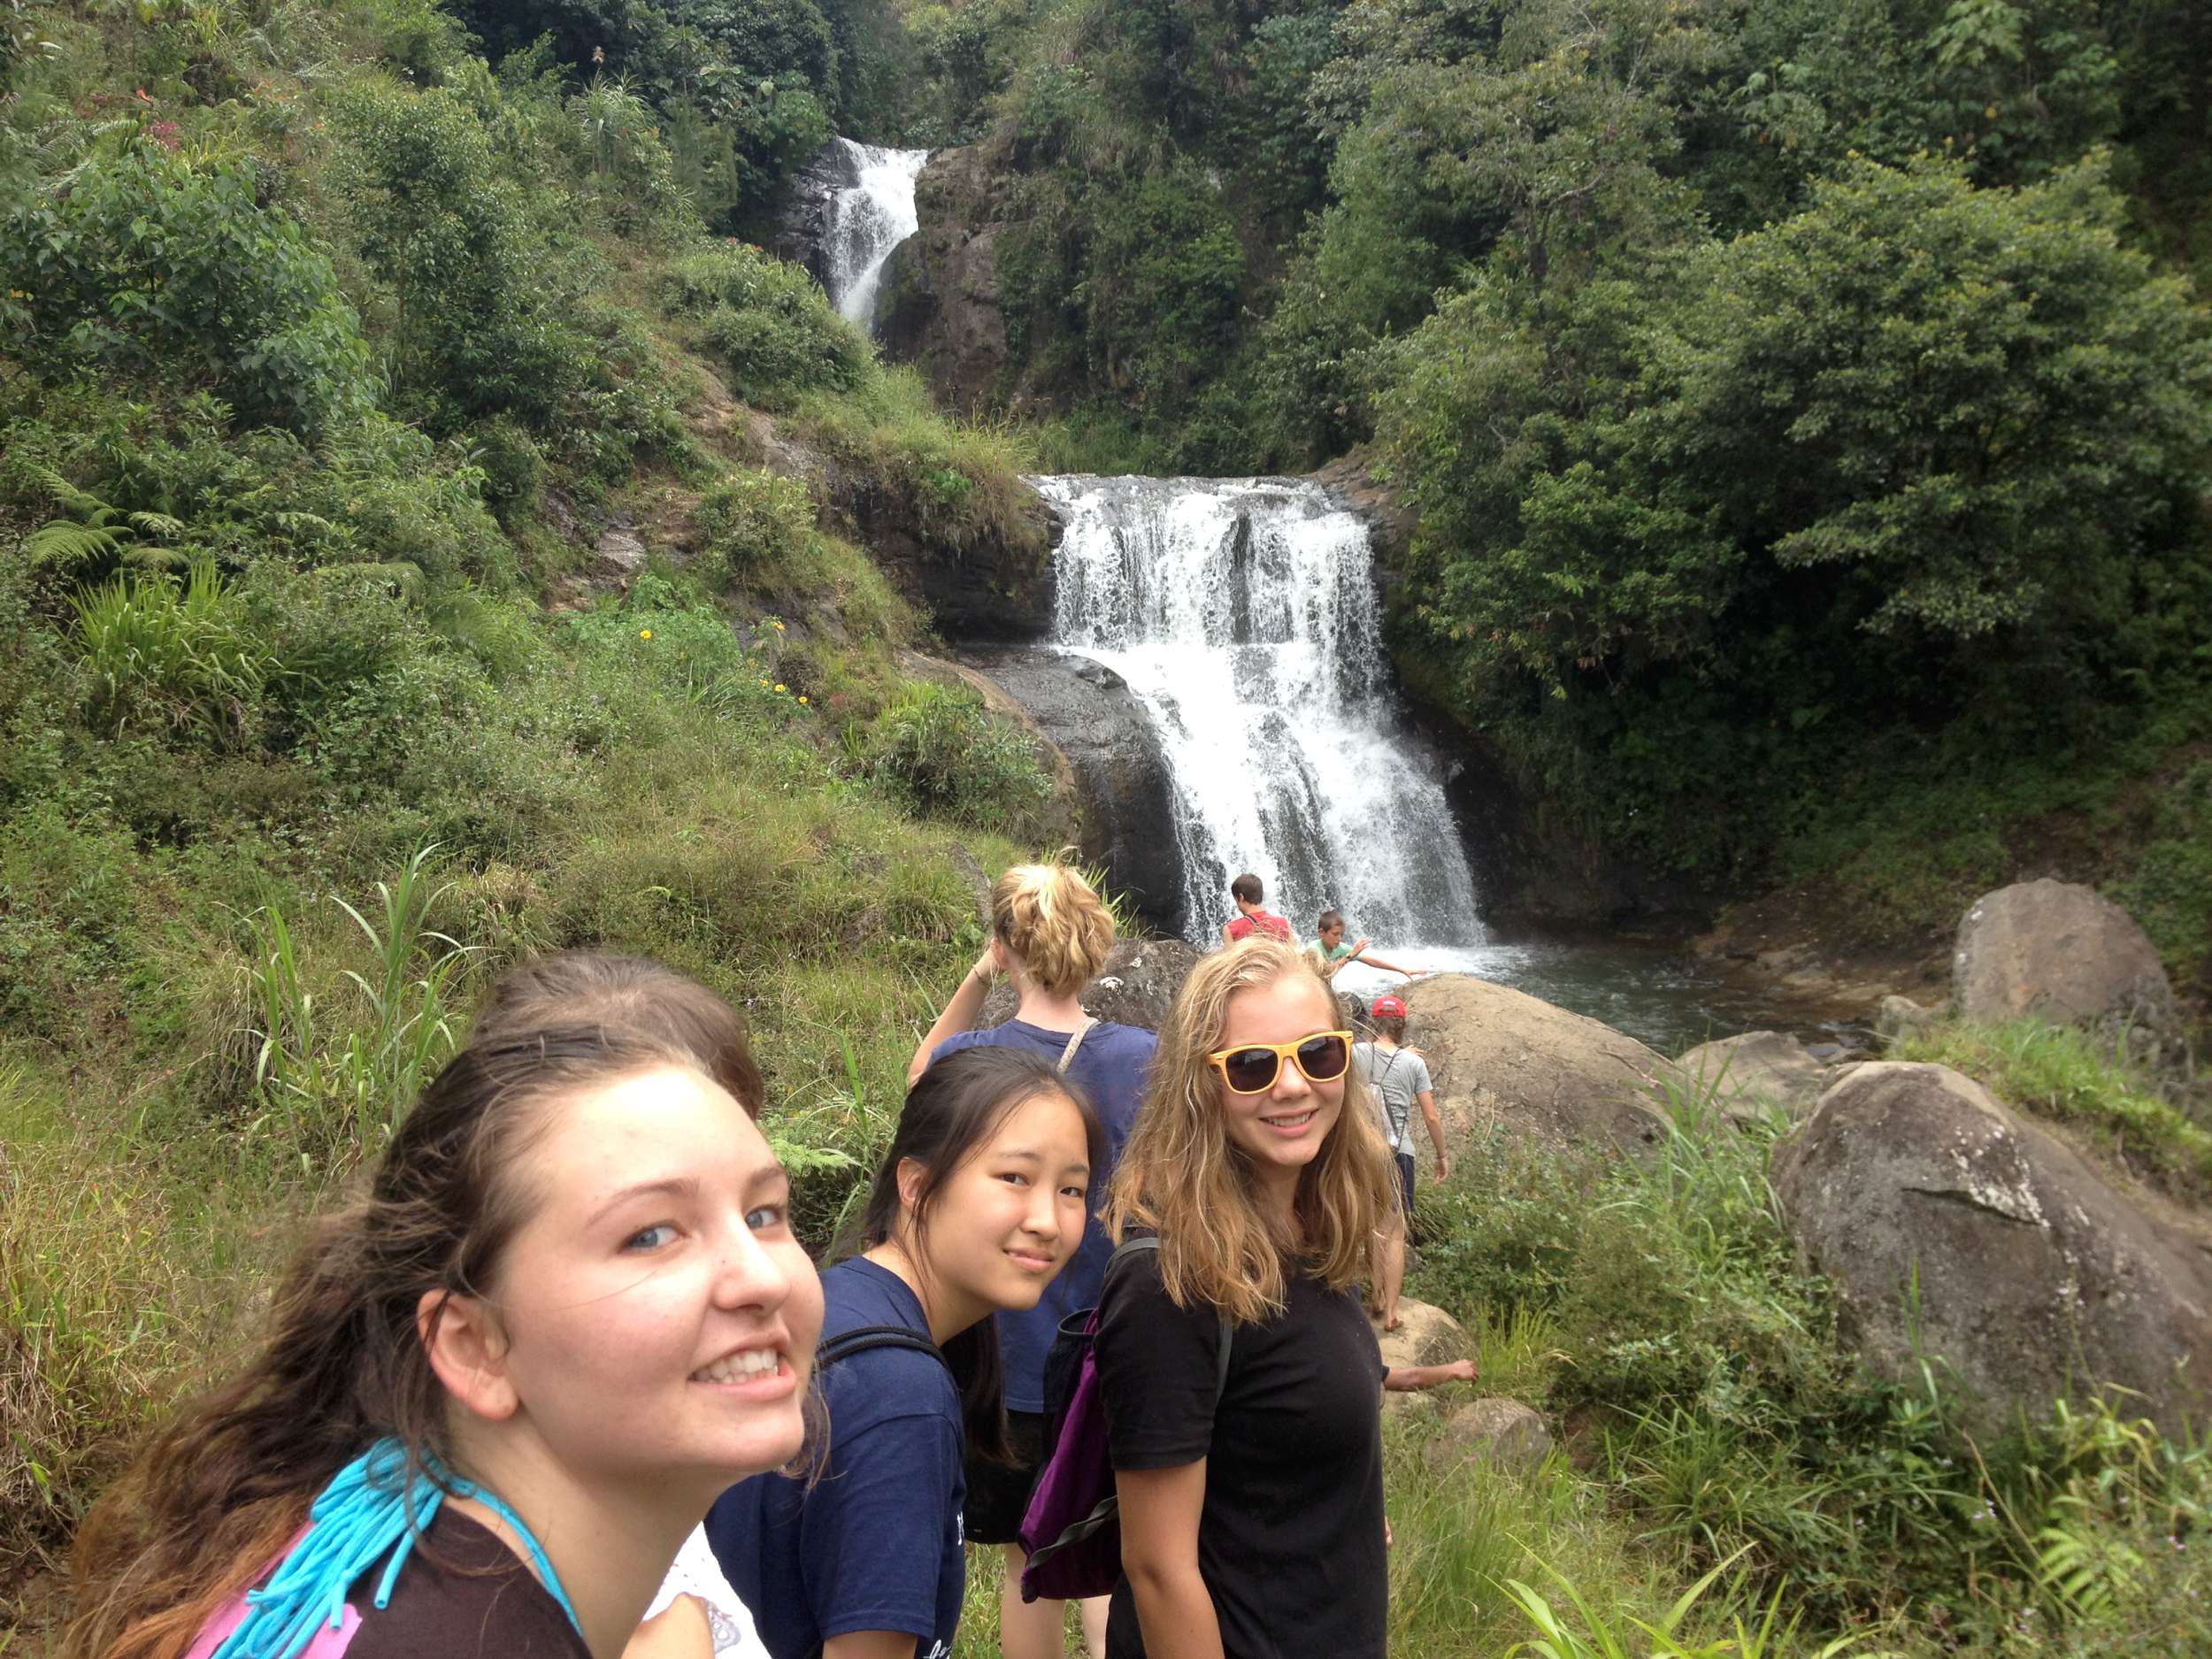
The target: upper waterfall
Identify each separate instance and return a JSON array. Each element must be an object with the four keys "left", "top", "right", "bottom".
[
  {"left": 1035, "top": 475, "right": 1486, "bottom": 949},
  {"left": 823, "top": 139, "right": 928, "bottom": 331}
]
